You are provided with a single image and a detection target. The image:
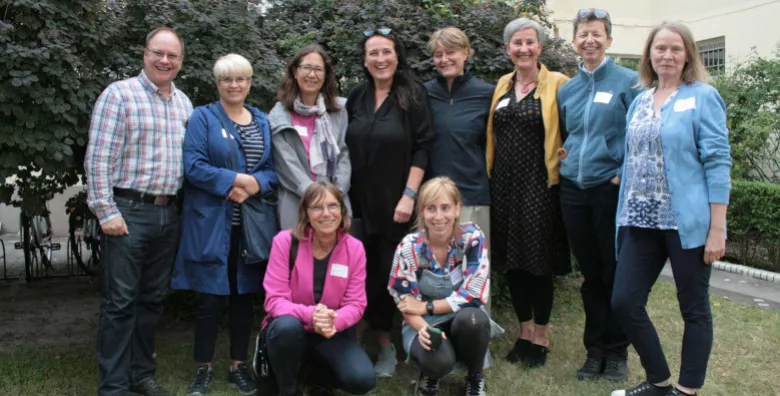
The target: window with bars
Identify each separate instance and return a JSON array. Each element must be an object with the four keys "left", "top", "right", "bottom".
[{"left": 698, "top": 37, "right": 726, "bottom": 73}]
